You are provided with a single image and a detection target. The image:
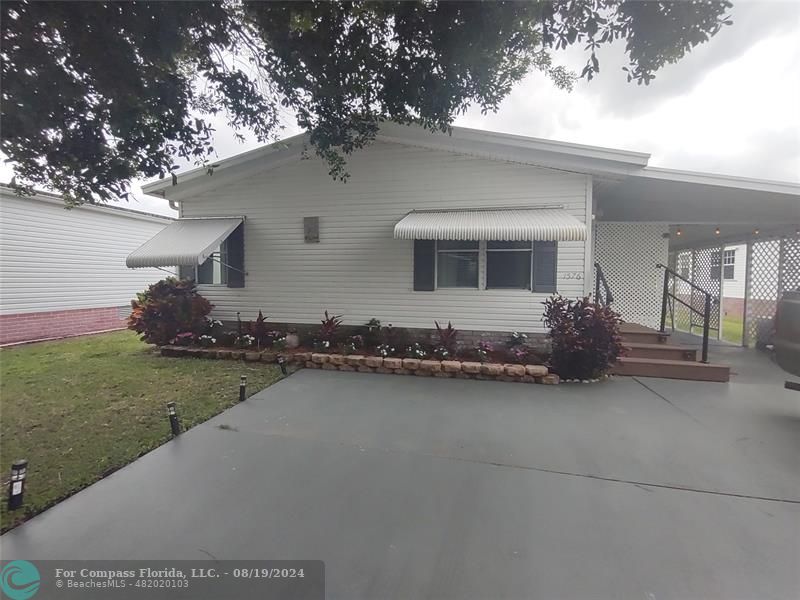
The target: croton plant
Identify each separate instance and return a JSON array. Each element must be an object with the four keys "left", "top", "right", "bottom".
[{"left": 128, "top": 278, "right": 213, "bottom": 346}]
